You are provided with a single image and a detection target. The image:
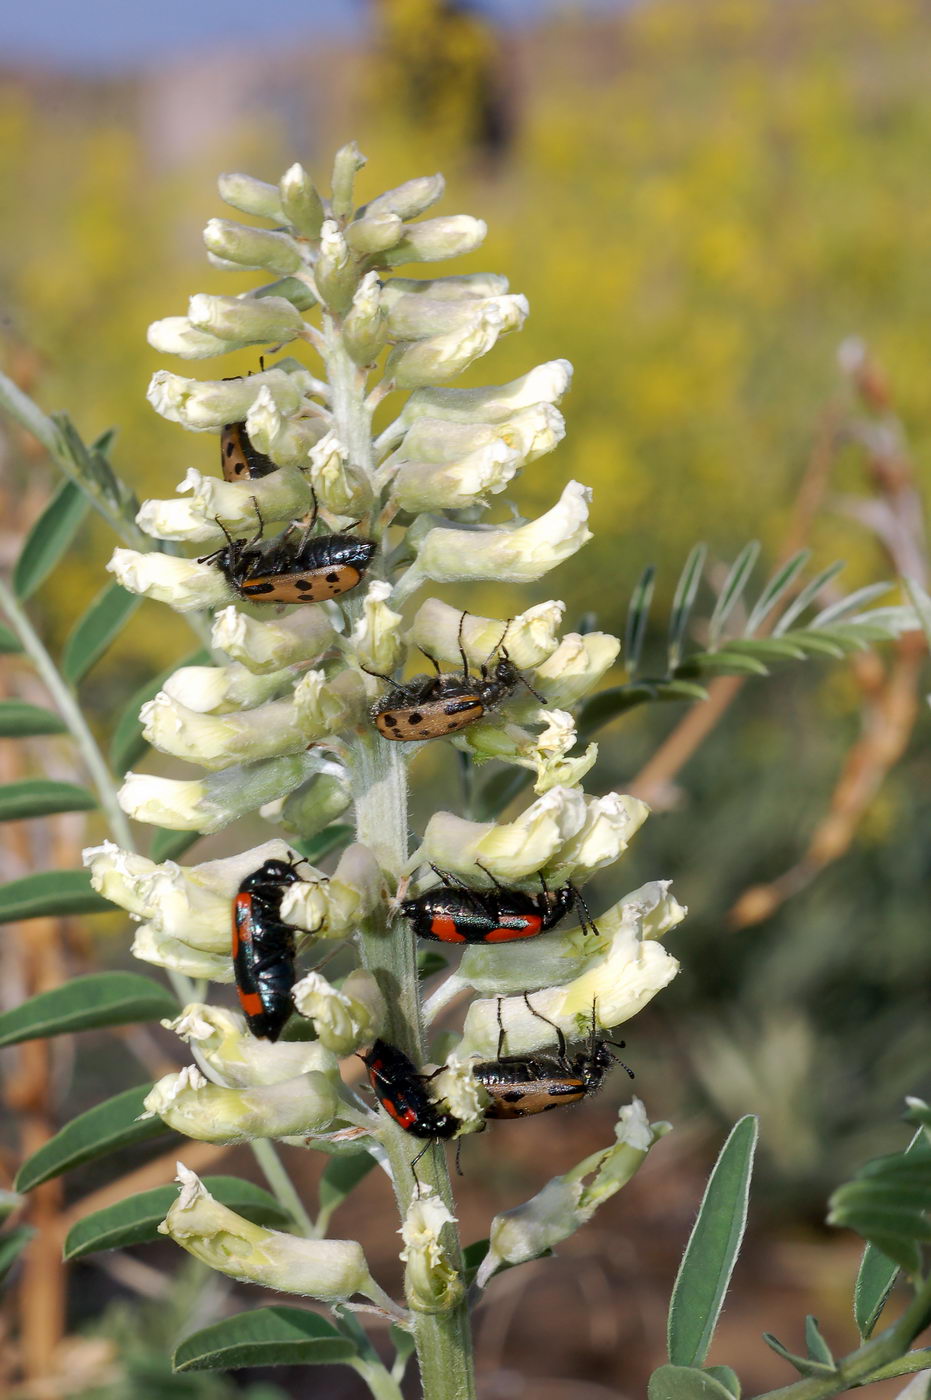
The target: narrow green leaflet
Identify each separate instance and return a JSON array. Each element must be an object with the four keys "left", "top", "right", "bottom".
[
  {"left": 811, "top": 583, "right": 892, "bottom": 628},
  {"left": 624, "top": 562, "right": 656, "bottom": 673},
  {"left": 0, "top": 779, "right": 97, "bottom": 822},
  {"left": 0, "top": 869, "right": 114, "bottom": 922},
  {"left": 804, "top": 1316, "right": 834, "bottom": 1367},
  {"left": 667, "top": 544, "right": 707, "bottom": 672},
  {"left": 743, "top": 550, "right": 810, "bottom": 637},
  {"left": 829, "top": 1135, "right": 931, "bottom": 1277},
  {"left": 762, "top": 1333, "right": 836, "bottom": 1379},
  {"left": 12, "top": 478, "right": 90, "bottom": 600},
  {"left": 0, "top": 972, "right": 178, "bottom": 1049},
  {"left": 649, "top": 1365, "right": 738, "bottom": 1399},
  {"left": 707, "top": 542, "right": 760, "bottom": 650},
  {"left": 64, "top": 1176, "right": 291, "bottom": 1260},
  {"left": 61, "top": 582, "right": 141, "bottom": 685},
  {"left": 704, "top": 1366, "right": 740, "bottom": 1398},
  {"left": 772, "top": 561, "right": 846, "bottom": 635},
  {"left": 0, "top": 1226, "right": 35, "bottom": 1285},
  {"left": 149, "top": 827, "right": 202, "bottom": 864},
  {"left": 316, "top": 1151, "right": 378, "bottom": 1236},
  {"left": 0, "top": 701, "right": 66, "bottom": 737},
  {"left": 173, "top": 1306, "right": 357, "bottom": 1372},
  {"left": 681, "top": 651, "right": 770, "bottom": 678},
  {"left": 0, "top": 624, "right": 23, "bottom": 653},
  {"left": 110, "top": 649, "right": 210, "bottom": 774},
  {"left": 904, "top": 577, "right": 931, "bottom": 648},
  {"left": 667, "top": 1115, "right": 758, "bottom": 1368},
  {"left": 15, "top": 1083, "right": 167, "bottom": 1192},
  {"left": 293, "top": 823, "right": 355, "bottom": 866}
]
